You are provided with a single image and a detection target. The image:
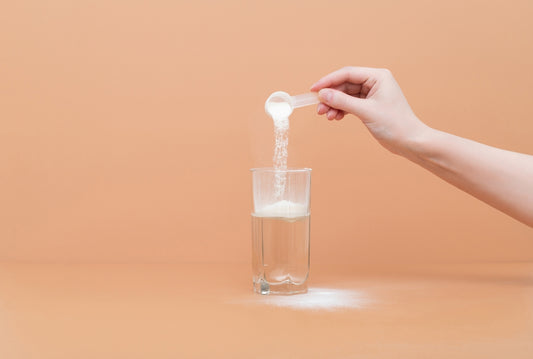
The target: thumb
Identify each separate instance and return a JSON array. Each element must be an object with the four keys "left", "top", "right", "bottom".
[{"left": 318, "top": 88, "right": 368, "bottom": 118}]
